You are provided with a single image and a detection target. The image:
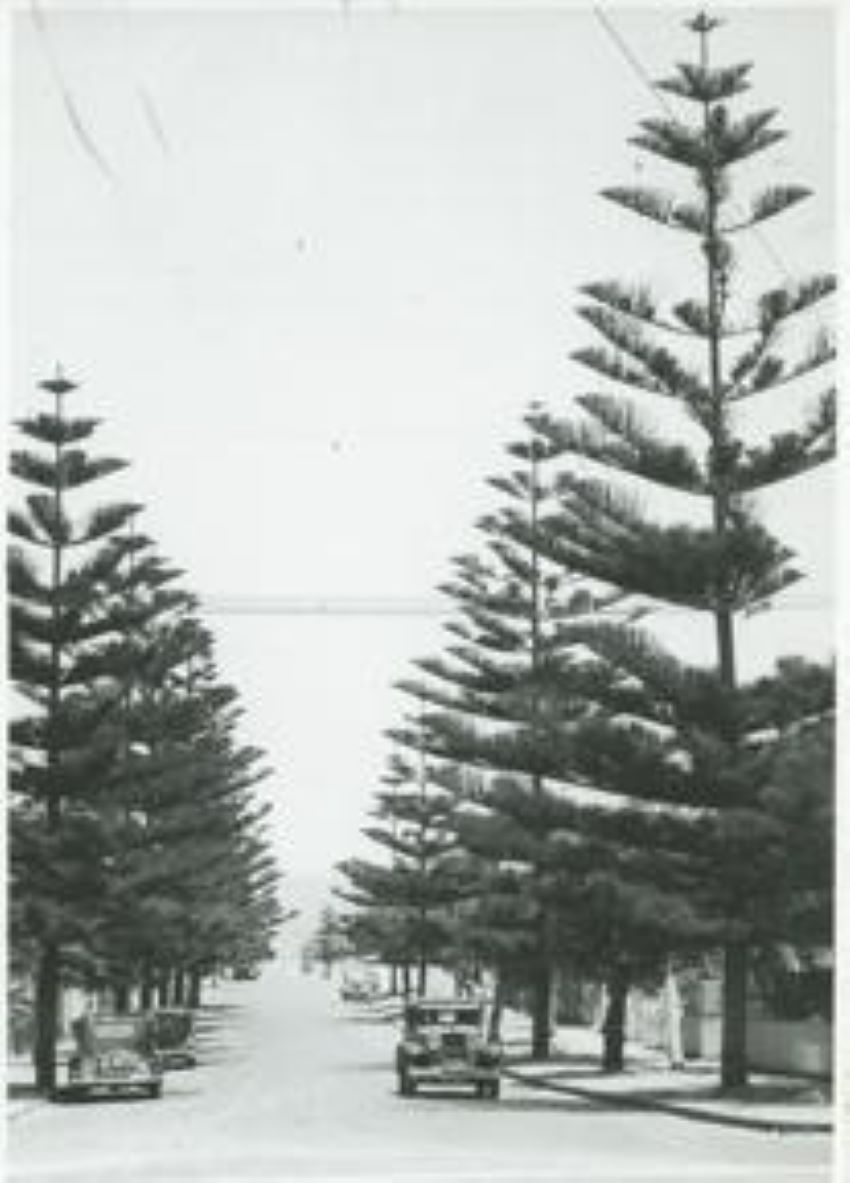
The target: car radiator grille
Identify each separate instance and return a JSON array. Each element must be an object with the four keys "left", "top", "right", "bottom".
[{"left": 441, "top": 1033, "right": 468, "bottom": 1056}]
